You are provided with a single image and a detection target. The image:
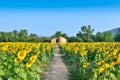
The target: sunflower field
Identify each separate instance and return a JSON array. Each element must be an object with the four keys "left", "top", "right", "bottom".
[
  {"left": 0, "top": 42, "right": 54, "bottom": 80},
  {"left": 60, "top": 42, "right": 120, "bottom": 80}
]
